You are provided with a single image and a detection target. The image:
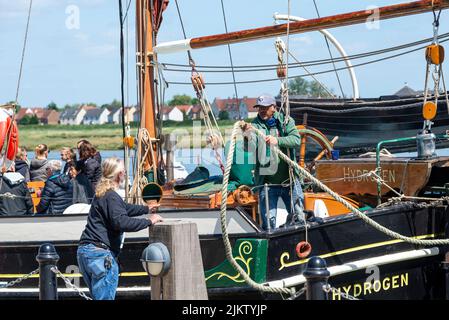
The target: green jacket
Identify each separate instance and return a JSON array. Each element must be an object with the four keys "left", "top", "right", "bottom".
[{"left": 244, "top": 112, "right": 300, "bottom": 186}]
